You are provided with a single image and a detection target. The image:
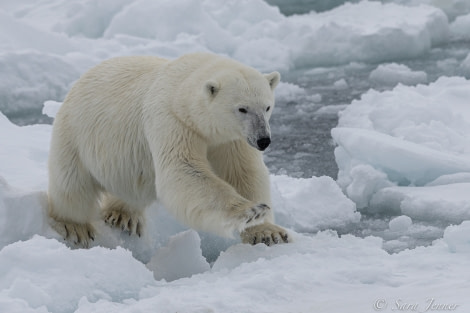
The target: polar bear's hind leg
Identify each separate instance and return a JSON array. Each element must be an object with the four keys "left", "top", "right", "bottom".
[{"left": 48, "top": 137, "right": 101, "bottom": 248}]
